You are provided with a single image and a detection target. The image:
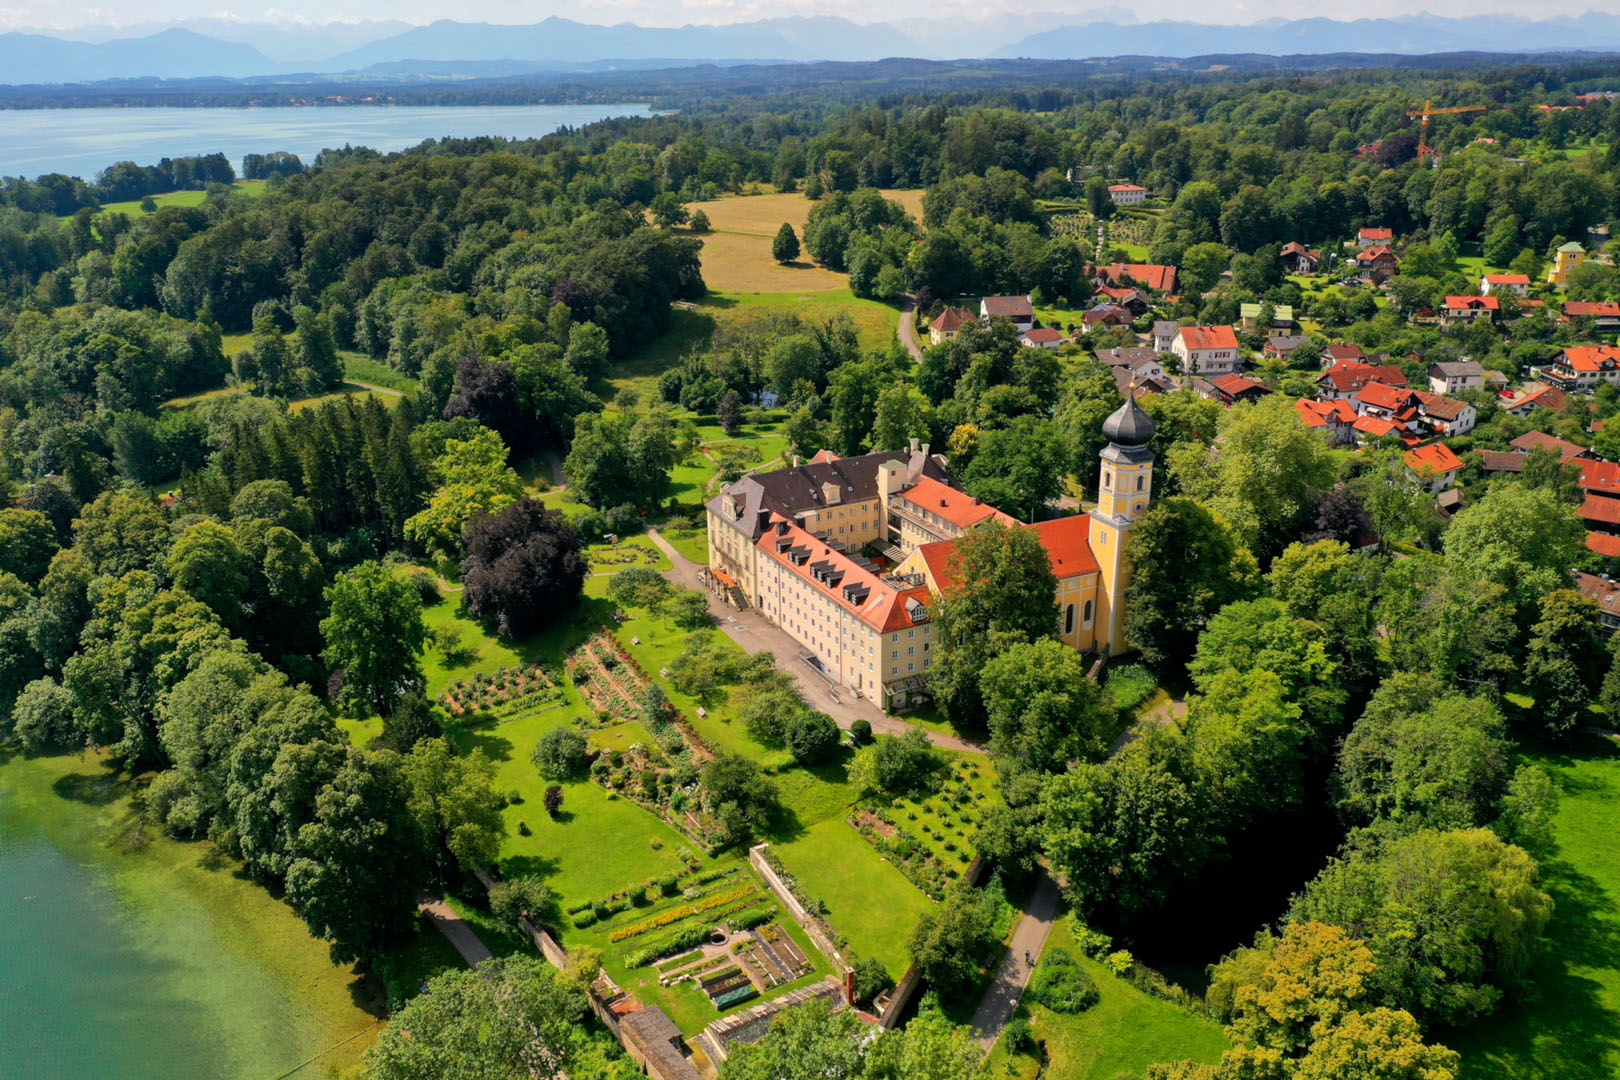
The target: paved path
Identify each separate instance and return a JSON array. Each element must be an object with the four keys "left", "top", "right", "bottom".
[
  {"left": 417, "top": 896, "right": 493, "bottom": 967},
  {"left": 344, "top": 380, "right": 404, "bottom": 397},
  {"left": 898, "top": 296, "right": 924, "bottom": 361},
  {"left": 1109, "top": 695, "right": 1188, "bottom": 754},
  {"left": 968, "top": 868, "right": 1062, "bottom": 1048},
  {"left": 644, "top": 527, "right": 985, "bottom": 755}
]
